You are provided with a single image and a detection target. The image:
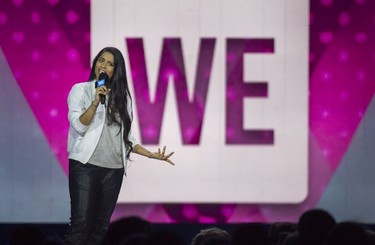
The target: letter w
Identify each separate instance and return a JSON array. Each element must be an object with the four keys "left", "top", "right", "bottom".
[{"left": 126, "top": 38, "right": 216, "bottom": 144}]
